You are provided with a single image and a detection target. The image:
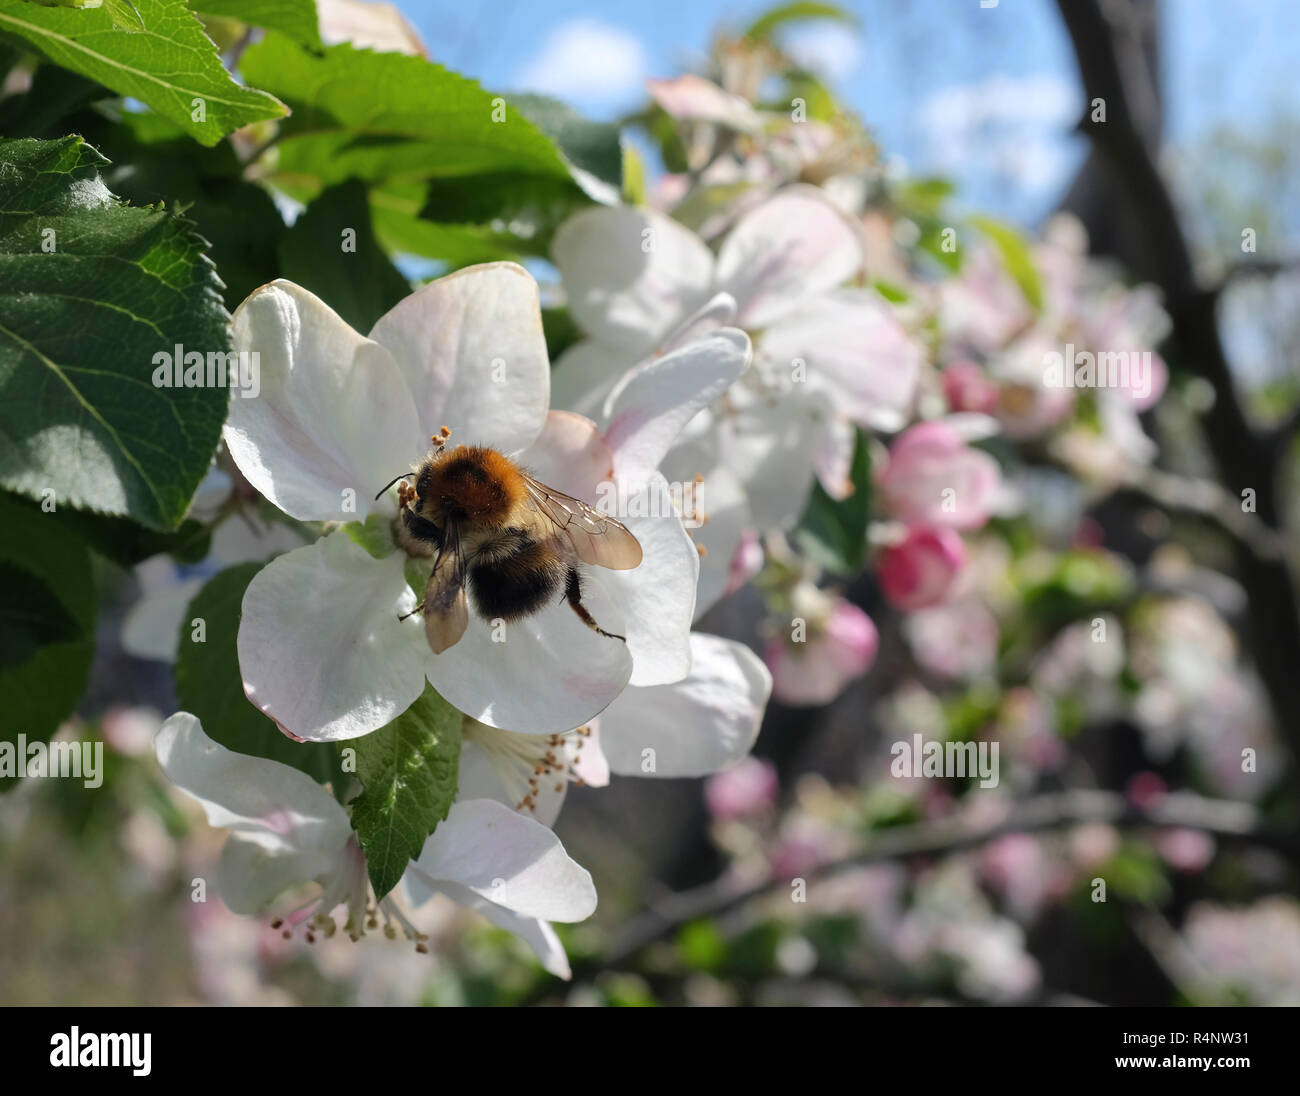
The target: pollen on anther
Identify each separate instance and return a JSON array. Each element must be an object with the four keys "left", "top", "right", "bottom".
[{"left": 697, "top": 543, "right": 708, "bottom": 558}]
